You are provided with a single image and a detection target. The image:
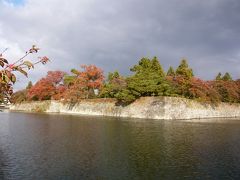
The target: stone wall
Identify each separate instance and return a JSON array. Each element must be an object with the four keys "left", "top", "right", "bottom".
[{"left": 10, "top": 97, "right": 240, "bottom": 120}]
